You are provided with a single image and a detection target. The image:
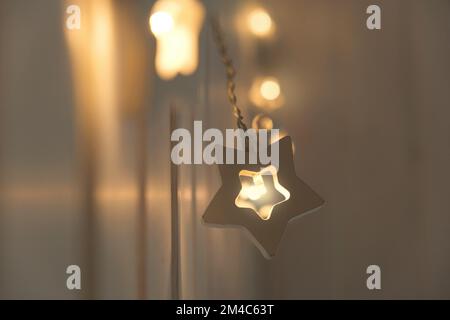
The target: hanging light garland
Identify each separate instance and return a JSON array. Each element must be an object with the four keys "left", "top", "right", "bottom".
[{"left": 202, "top": 18, "right": 325, "bottom": 259}]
